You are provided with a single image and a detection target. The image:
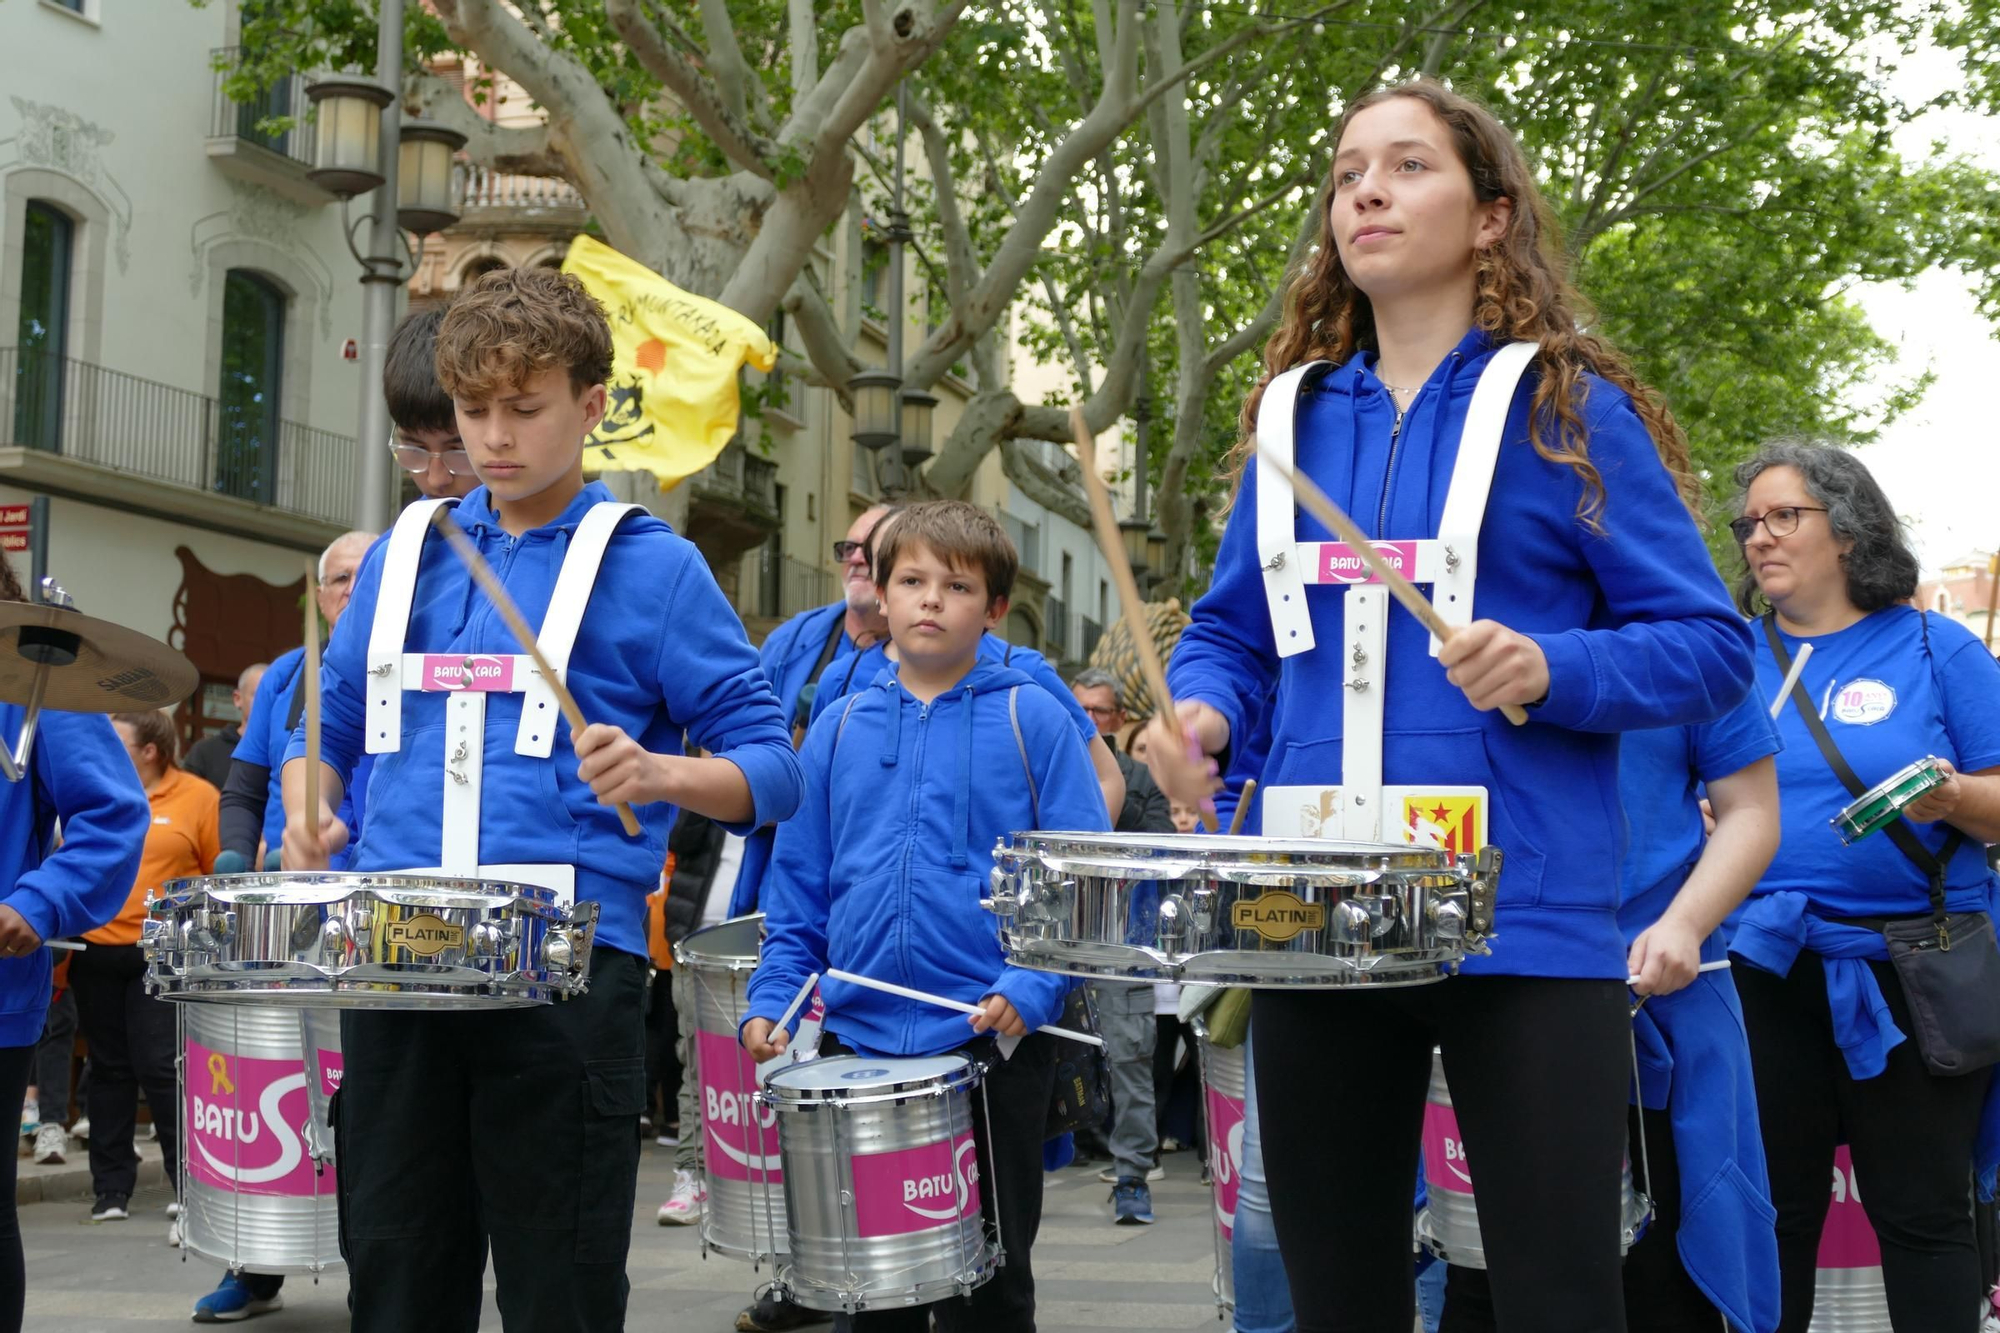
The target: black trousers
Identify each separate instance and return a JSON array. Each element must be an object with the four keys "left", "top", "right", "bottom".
[
  {"left": 33, "top": 987, "right": 75, "bottom": 1129},
  {"left": 67, "top": 943, "right": 180, "bottom": 1199},
  {"left": 333, "top": 948, "right": 648, "bottom": 1333},
  {"left": 1253, "top": 976, "right": 1633, "bottom": 1333},
  {"left": 644, "top": 967, "right": 681, "bottom": 1131},
  {"left": 0, "top": 1044, "right": 33, "bottom": 1333},
  {"left": 1736, "top": 951, "right": 1988, "bottom": 1333},
  {"left": 1441, "top": 1104, "right": 1726, "bottom": 1332},
  {"left": 847, "top": 1032, "right": 1057, "bottom": 1333}
]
